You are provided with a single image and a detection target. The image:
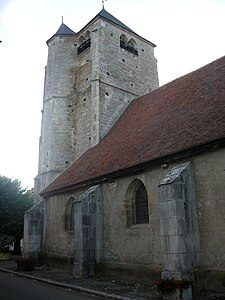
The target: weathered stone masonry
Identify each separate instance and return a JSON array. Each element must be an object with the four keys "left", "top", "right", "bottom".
[
  {"left": 34, "top": 11, "right": 159, "bottom": 201},
  {"left": 158, "top": 163, "right": 201, "bottom": 280},
  {"left": 23, "top": 9, "right": 225, "bottom": 295}
]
